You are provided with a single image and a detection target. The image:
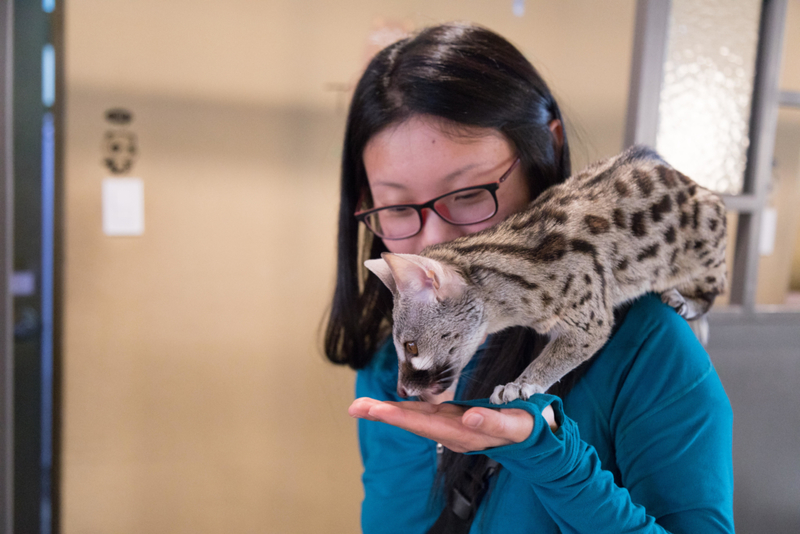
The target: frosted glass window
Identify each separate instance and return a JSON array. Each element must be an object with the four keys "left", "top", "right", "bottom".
[{"left": 655, "top": 0, "right": 762, "bottom": 195}]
